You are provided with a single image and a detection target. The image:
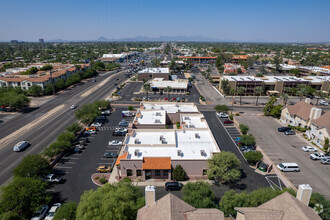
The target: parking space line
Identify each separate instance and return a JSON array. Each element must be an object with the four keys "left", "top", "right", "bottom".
[
  {"left": 64, "top": 162, "right": 76, "bottom": 164},
  {"left": 63, "top": 157, "right": 79, "bottom": 159},
  {"left": 56, "top": 166, "right": 73, "bottom": 169},
  {"left": 98, "top": 162, "right": 113, "bottom": 165}
]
